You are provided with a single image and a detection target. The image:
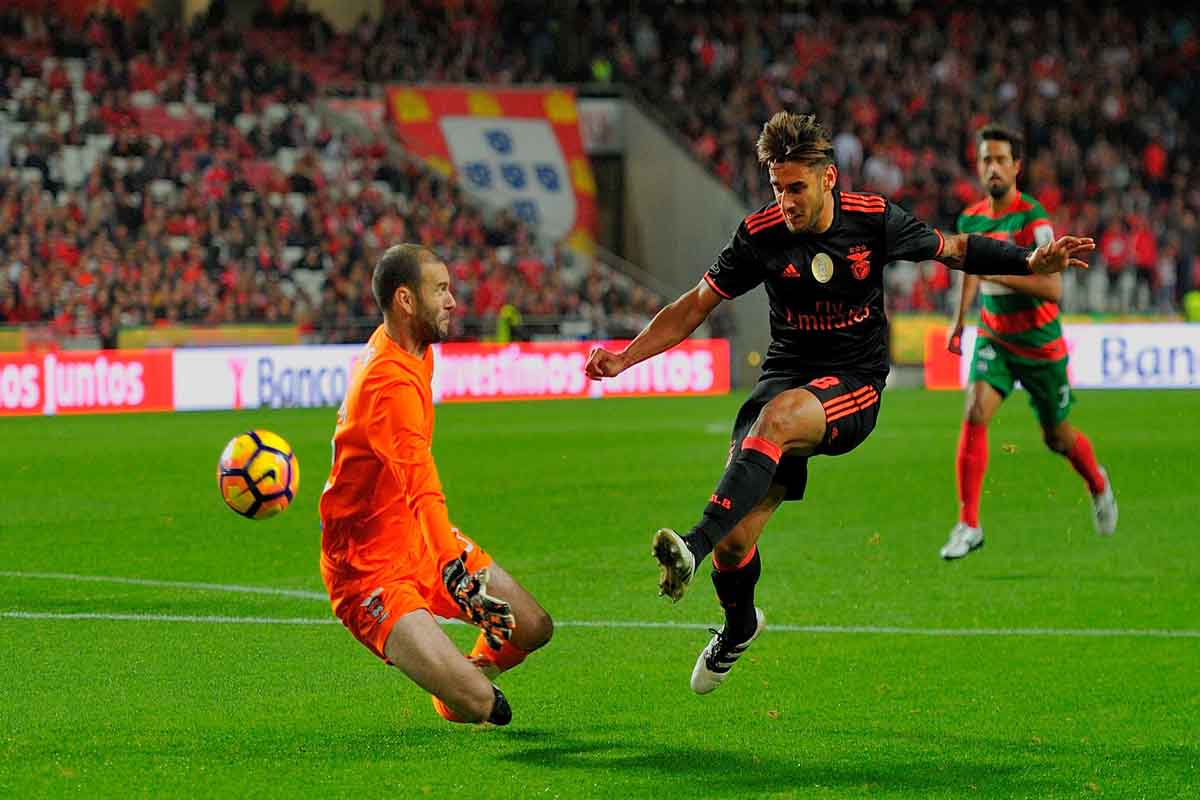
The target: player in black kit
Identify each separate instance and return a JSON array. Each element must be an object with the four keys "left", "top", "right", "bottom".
[{"left": 583, "top": 112, "right": 1093, "bottom": 693}]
